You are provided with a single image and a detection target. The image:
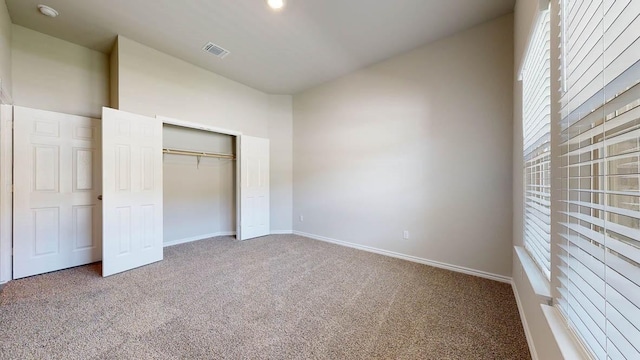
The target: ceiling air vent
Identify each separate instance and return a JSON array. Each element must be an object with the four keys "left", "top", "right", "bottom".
[{"left": 202, "top": 42, "right": 230, "bottom": 59}]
